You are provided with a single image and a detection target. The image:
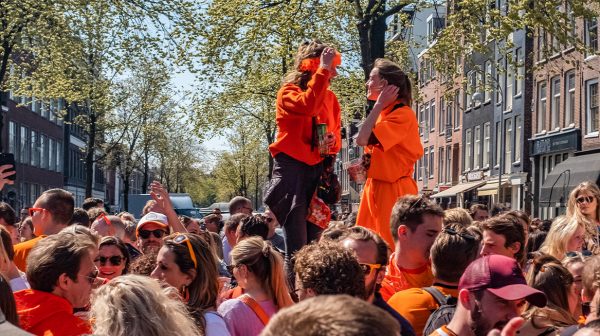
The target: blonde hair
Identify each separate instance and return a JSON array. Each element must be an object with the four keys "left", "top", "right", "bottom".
[
  {"left": 230, "top": 237, "right": 293, "bottom": 308},
  {"left": 443, "top": 208, "right": 473, "bottom": 227},
  {"left": 539, "top": 216, "right": 583, "bottom": 260},
  {"left": 91, "top": 275, "right": 199, "bottom": 336},
  {"left": 566, "top": 181, "right": 600, "bottom": 239}
]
